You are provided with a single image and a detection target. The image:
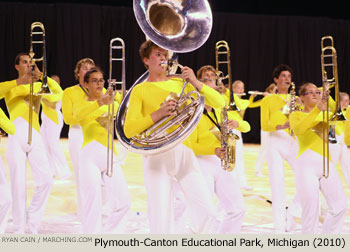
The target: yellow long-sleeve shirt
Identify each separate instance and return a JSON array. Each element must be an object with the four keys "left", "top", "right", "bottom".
[
  {"left": 124, "top": 77, "right": 225, "bottom": 149},
  {"left": 192, "top": 108, "right": 250, "bottom": 156},
  {"left": 290, "top": 107, "right": 334, "bottom": 158},
  {"left": 62, "top": 84, "right": 88, "bottom": 126},
  {"left": 260, "top": 94, "right": 290, "bottom": 133},
  {"left": 41, "top": 79, "right": 63, "bottom": 125},
  {"left": 344, "top": 107, "right": 350, "bottom": 146},
  {"left": 1, "top": 77, "right": 62, "bottom": 133},
  {"left": 223, "top": 89, "right": 250, "bottom": 110},
  {"left": 62, "top": 85, "right": 123, "bottom": 127},
  {"left": 74, "top": 99, "right": 120, "bottom": 152},
  {"left": 248, "top": 95, "right": 263, "bottom": 108},
  {"left": 0, "top": 108, "right": 16, "bottom": 135}
]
